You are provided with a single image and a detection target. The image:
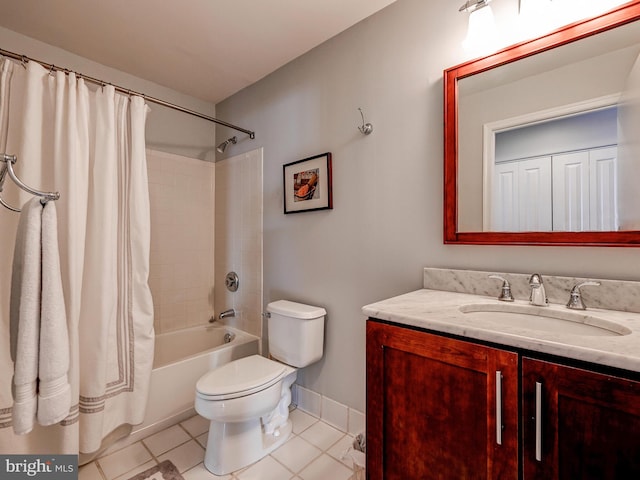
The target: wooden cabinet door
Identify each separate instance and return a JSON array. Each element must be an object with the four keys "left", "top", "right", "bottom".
[
  {"left": 522, "top": 357, "right": 640, "bottom": 479},
  {"left": 366, "top": 321, "right": 518, "bottom": 480}
]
